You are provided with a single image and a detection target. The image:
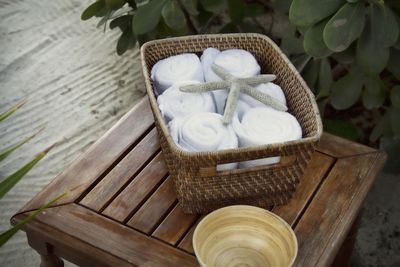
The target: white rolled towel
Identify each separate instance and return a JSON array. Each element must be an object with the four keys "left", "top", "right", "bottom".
[
  {"left": 233, "top": 82, "right": 287, "bottom": 118},
  {"left": 200, "top": 48, "right": 261, "bottom": 114},
  {"left": 157, "top": 81, "right": 216, "bottom": 122},
  {"left": 151, "top": 53, "right": 204, "bottom": 95},
  {"left": 239, "top": 82, "right": 287, "bottom": 108},
  {"left": 169, "top": 112, "right": 238, "bottom": 170},
  {"left": 200, "top": 48, "right": 221, "bottom": 82},
  {"left": 233, "top": 107, "right": 302, "bottom": 168}
]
